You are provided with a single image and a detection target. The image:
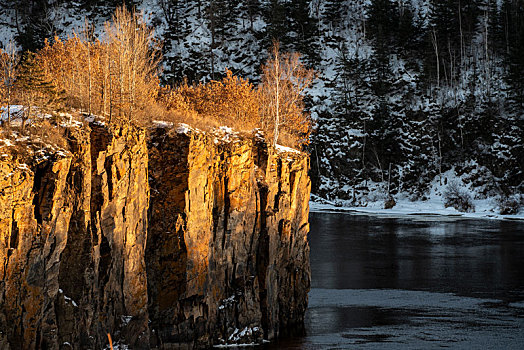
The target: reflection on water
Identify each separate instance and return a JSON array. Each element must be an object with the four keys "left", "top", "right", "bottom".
[
  {"left": 266, "top": 212, "right": 524, "bottom": 349},
  {"left": 310, "top": 213, "right": 524, "bottom": 300}
]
